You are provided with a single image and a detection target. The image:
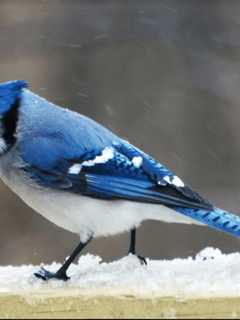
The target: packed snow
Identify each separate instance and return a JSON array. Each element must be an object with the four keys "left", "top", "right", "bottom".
[{"left": 1, "top": 247, "right": 240, "bottom": 298}]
